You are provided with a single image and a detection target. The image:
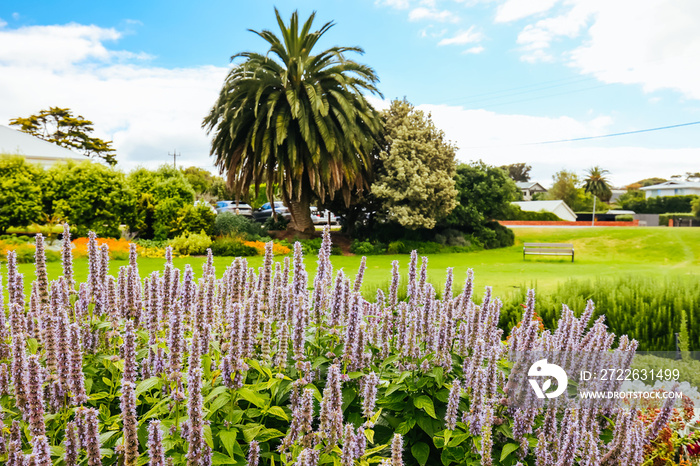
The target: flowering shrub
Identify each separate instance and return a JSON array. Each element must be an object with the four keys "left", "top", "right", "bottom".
[
  {"left": 72, "top": 236, "right": 133, "bottom": 260},
  {"left": 170, "top": 230, "right": 212, "bottom": 255},
  {"left": 0, "top": 236, "right": 61, "bottom": 263},
  {"left": 0, "top": 226, "right": 690, "bottom": 465},
  {"left": 244, "top": 239, "right": 292, "bottom": 256}
]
